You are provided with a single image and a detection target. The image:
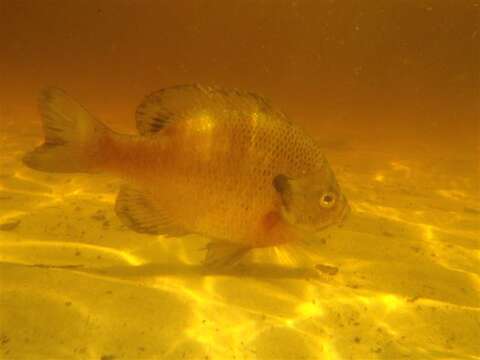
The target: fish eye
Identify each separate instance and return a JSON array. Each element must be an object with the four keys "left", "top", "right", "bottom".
[{"left": 320, "top": 192, "right": 336, "bottom": 208}]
